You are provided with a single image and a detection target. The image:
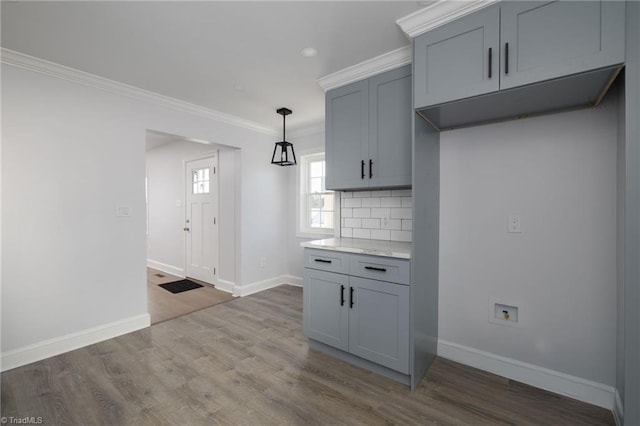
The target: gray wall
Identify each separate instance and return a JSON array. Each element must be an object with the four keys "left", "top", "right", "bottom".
[
  {"left": 623, "top": 1, "right": 640, "bottom": 423},
  {"left": 438, "top": 91, "right": 620, "bottom": 386}
]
